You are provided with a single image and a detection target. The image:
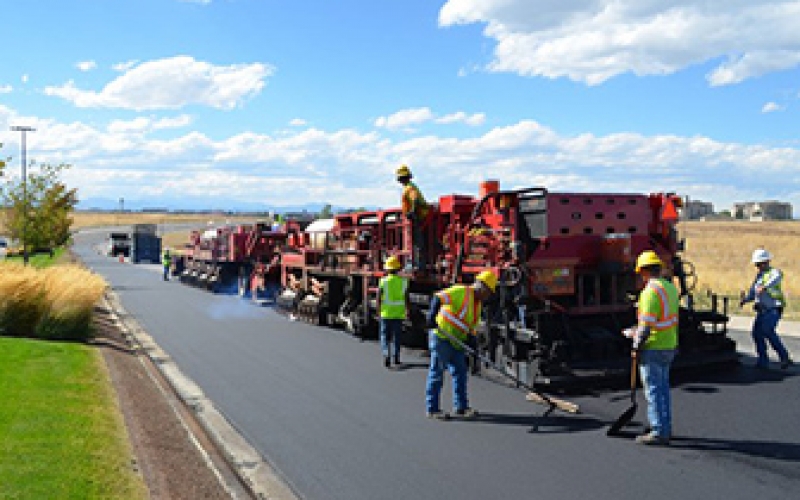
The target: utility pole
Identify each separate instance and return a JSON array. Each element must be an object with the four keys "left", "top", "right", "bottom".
[{"left": 10, "top": 125, "right": 35, "bottom": 265}]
